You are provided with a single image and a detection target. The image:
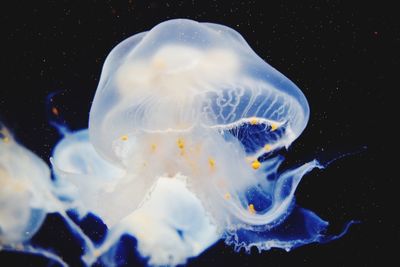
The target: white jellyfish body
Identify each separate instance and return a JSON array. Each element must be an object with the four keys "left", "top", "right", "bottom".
[
  {"left": 88, "top": 18, "right": 311, "bottom": 231},
  {"left": 52, "top": 130, "right": 221, "bottom": 265},
  {"left": 105, "top": 175, "right": 219, "bottom": 266},
  {"left": 51, "top": 129, "right": 127, "bottom": 225},
  {"left": 89, "top": 19, "right": 309, "bottom": 163},
  {"left": 0, "top": 126, "right": 54, "bottom": 244}
]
